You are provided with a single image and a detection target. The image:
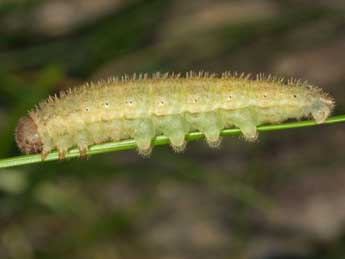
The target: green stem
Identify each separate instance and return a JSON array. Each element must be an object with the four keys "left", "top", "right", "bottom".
[{"left": 0, "top": 115, "right": 344, "bottom": 169}]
